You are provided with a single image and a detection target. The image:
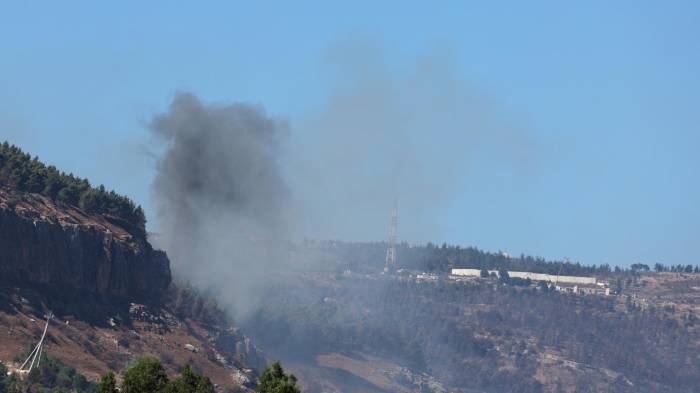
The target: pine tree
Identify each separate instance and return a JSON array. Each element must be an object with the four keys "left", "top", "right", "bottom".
[
  {"left": 99, "top": 371, "right": 118, "bottom": 393},
  {"left": 257, "top": 362, "right": 301, "bottom": 393},
  {"left": 122, "top": 357, "right": 169, "bottom": 393}
]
